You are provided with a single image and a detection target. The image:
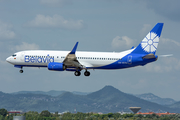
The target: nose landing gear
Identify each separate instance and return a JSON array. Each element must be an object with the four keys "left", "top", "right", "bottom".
[
  {"left": 19, "top": 70, "right": 23, "bottom": 73},
  {"left": 19, "top": 67, "right": 23, "bottom": 73}
]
